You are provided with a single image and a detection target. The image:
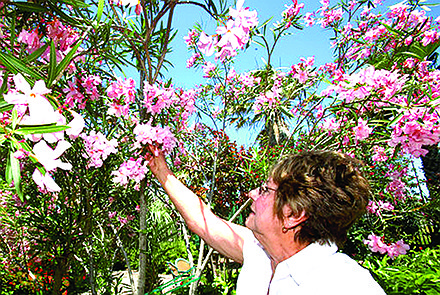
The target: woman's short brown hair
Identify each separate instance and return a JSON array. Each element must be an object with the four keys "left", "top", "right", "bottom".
[{"left": 270, "top": 150, "right": 370, "bottom": 247}]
